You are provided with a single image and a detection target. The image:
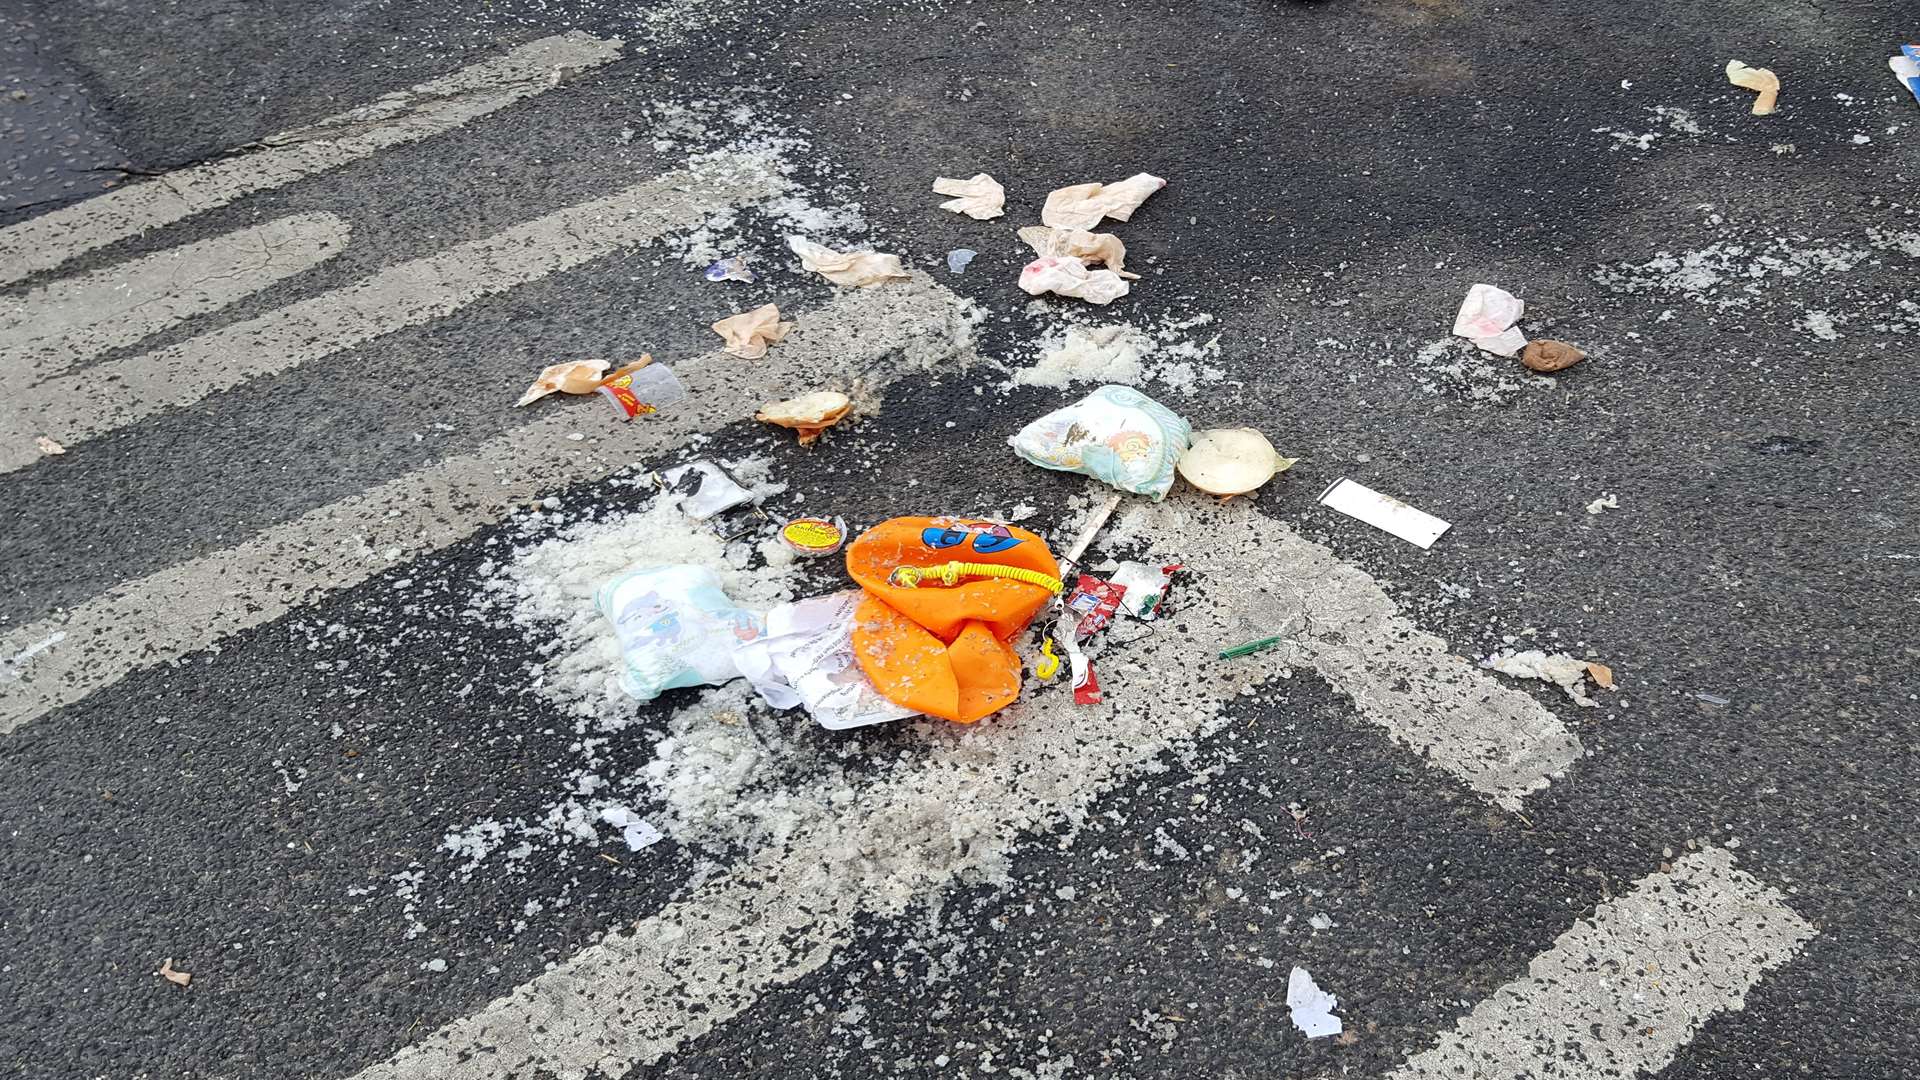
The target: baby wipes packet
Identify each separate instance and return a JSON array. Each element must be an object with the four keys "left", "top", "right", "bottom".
[
  {"left": 596, "top": 564, "right": 763, "bottom": 701},
  {"left": 1007, "top": 385, "right": 1192, "bottom": 500}
]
